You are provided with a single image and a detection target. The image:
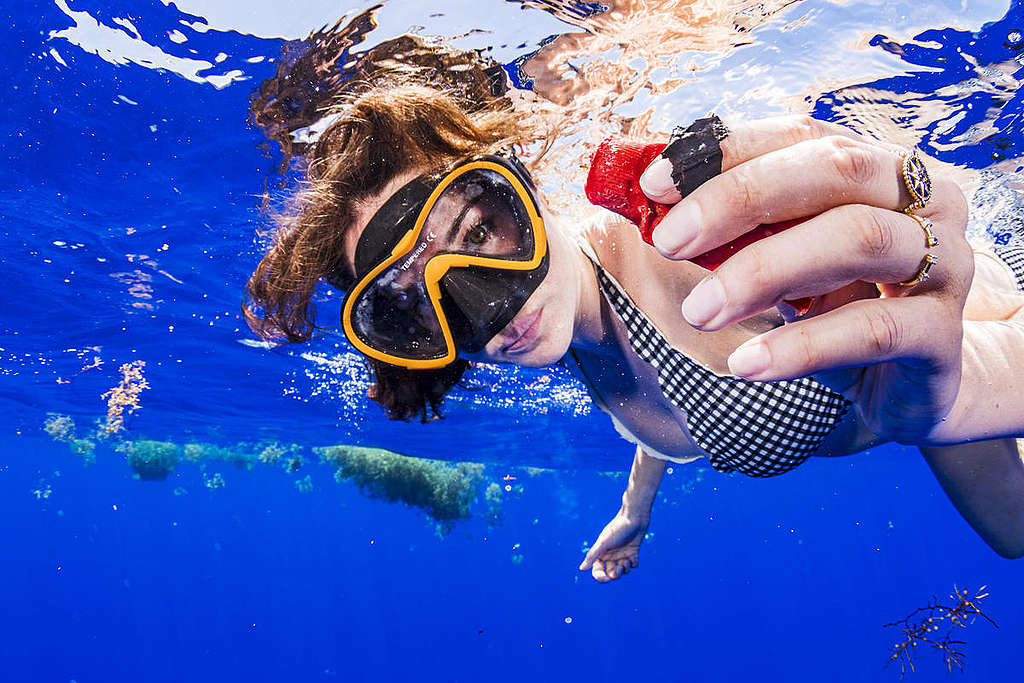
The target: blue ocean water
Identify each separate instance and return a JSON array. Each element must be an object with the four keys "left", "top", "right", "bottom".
[{"left": 2, "top": 1, "right": 1023, "bottom": 681}]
